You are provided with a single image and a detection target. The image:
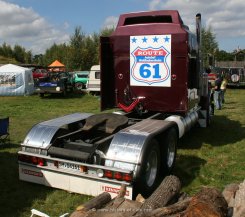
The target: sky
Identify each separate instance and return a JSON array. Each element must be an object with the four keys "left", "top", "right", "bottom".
[{"left": 0, "top": 0, "right": 244, "bottom": 54}]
